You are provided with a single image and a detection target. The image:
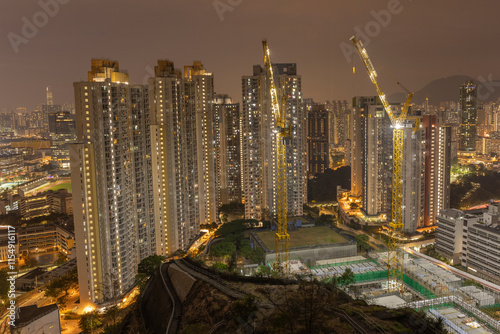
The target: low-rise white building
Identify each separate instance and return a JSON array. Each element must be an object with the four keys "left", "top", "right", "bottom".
[{"left": 436, "top": 203, "right": 500, "bottom": 284}]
